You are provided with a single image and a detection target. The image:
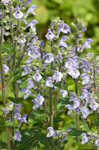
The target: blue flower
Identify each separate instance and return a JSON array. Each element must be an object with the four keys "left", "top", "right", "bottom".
[
  {"left": 33, "top": 70, "right": 42, "bottom": 82},
  {"left": 44, "top": 53, "right": 54, "bottom": 64},
  {"left": 27, "top": 78, "right": 34, "bottom": 89},
  {"left": 1, "top": 0, "right": 10, "bottom": 4},
  {"left": 25, "top": 5, "right": 37, "bottom": 17},
  {"left": 45, "top": 28, "right": 55, "bottom": 41},
  {"left": 3, "top": 64, "right": 9, "bottom": 73},
  {"left": 46, "top": 127, "right": 55, "bottom": 138},
  {"left": 80, "top": 106, "right": 90, "bottom": 119},
  {"left": 13, "top": 130, "right": 21, "bottom": 142},
  {"left": 81, "top": 133, "right": 88, "bottom": 144},
  {"left": 53, "top": 70, "right": 63, "bottom": 82},
  {"left": 32, "top": 94, "right": 44, "bottom": 110},
  {"left": 81, "top": 39, "right": 93, "bottom": 51},
  {"left": 13, "top": 7, "right": 23, "bottom": 19},
  {"left": 81, "top": 73, "right": 90, "bottom": 85},
  {"left": 96, "top": 139, "right": 99, "bottom": 147},
  {"left": 25, "top": 20, "right": 38, "bottom": 33},
  {"left": 58, "top": 36, "right": 68, "bottom": 48},
  {"left": 45, "top": 77, "right": 54, "bottom": 88}
]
